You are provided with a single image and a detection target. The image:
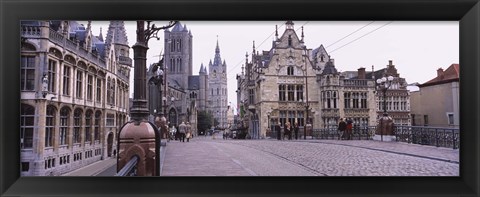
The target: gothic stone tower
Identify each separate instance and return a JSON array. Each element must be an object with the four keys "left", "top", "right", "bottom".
[{"left": 208, "top": 39, "right": 228, "bottom": 129}]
